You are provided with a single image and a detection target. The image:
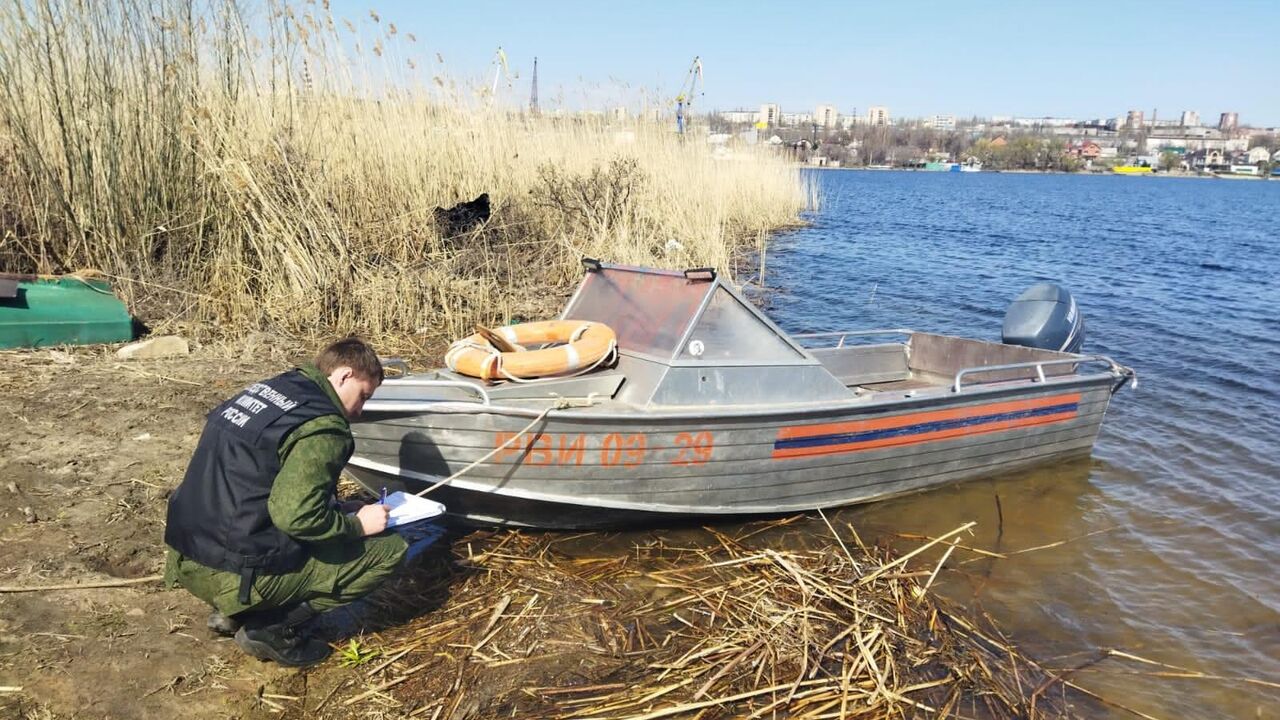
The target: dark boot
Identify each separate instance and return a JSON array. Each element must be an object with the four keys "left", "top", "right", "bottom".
[
  {"left": 207, "top": 611, "right": 242, "bottom": 637},
  {"left": 233, "top": 602, "right": 331, "bottom": 668}
]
